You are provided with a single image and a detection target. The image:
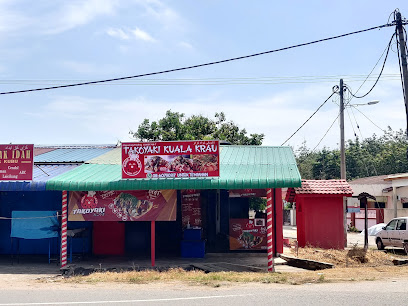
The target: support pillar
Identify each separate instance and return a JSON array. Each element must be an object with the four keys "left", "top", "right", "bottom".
[
  {"left": 151, "top": 221, "right": 155, "bottom": 267},
  {"left": 266, "top": 188, "right": 275, "bottom": 272},
  {"left": 60, "top": 190, "right": 68, "bottom": 268}
]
